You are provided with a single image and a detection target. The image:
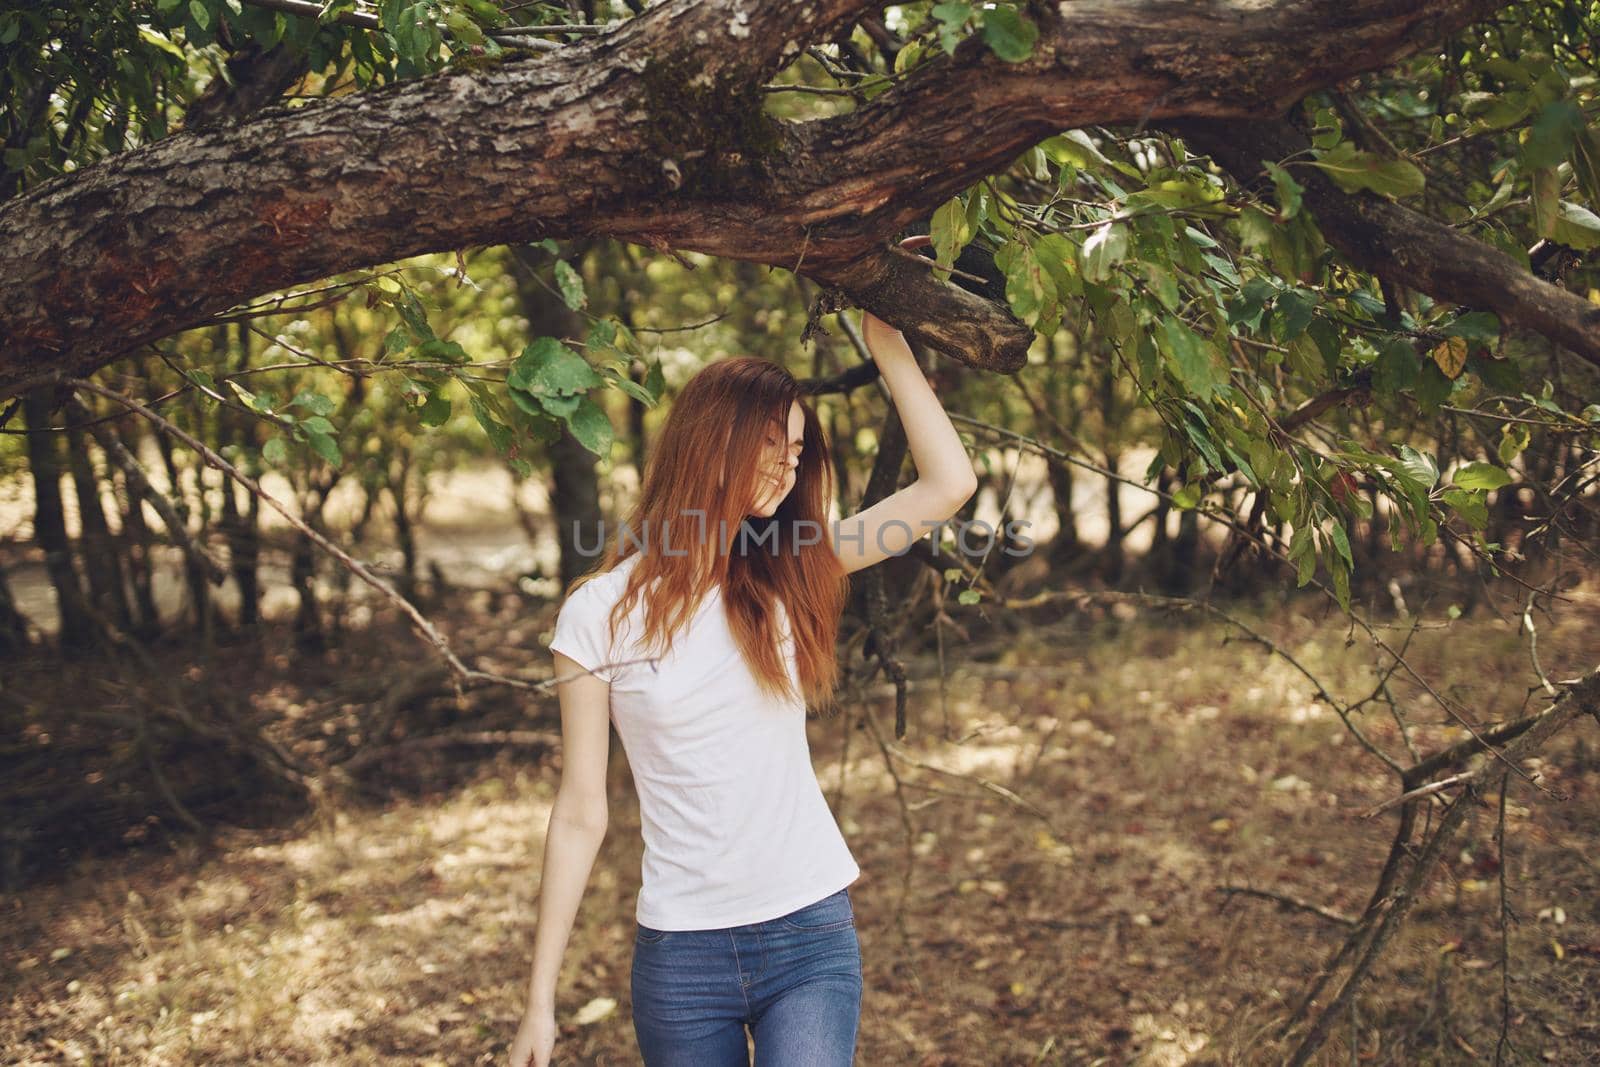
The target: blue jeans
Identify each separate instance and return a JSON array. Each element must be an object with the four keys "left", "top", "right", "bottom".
[{"left": 630, "top": 887, "right": 862, "bottom": 1066}]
